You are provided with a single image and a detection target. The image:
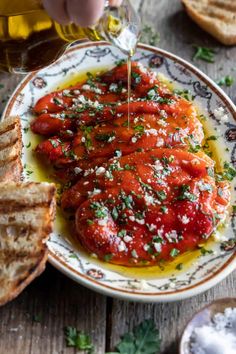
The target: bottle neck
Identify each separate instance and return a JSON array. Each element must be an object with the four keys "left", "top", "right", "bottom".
[{"left": 98, "top": 0, "right": 140, "bottom": 57}]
